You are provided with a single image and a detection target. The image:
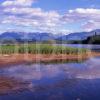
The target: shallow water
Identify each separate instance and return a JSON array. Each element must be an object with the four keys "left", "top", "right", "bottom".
[
  {"left": 0, "top": 57, "right": 100, "bottom": 100},
  {"left": 57, "top": 44, "right": 100, "bottom": 52}
]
